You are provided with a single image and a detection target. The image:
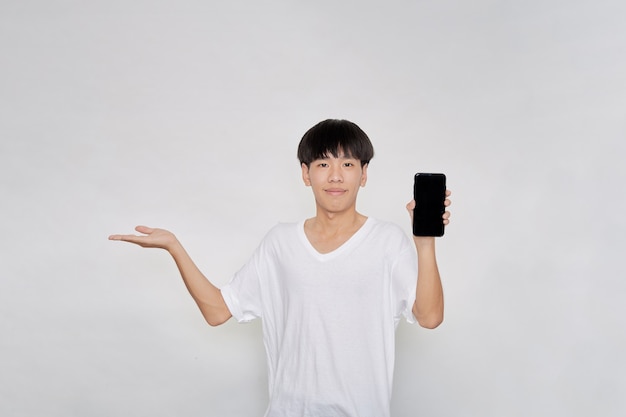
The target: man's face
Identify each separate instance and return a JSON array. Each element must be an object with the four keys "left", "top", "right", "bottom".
[{"left": 301, "top": 153, "right": 368, "bottom": 215}]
